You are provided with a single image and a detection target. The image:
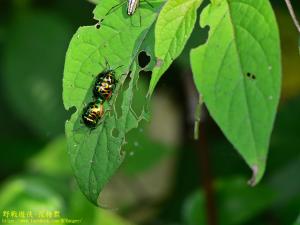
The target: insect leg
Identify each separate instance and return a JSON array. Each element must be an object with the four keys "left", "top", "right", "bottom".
[
  {"left": 141, "top": 0, "right": 153, "bottom": 8},
  {"left": 113, "top": 65, "right": 124, "bottom": 71},
  {"left": 139, "top": 8, "right": 142, "bottom": 26},
  {"left": 130, "top": 11, "right": 141, "bottom": 27},
  {"left": 106, "top": 0, "right": 127, "bottom": 16}
]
